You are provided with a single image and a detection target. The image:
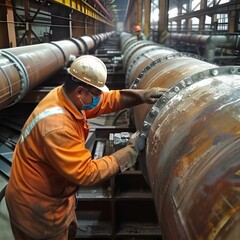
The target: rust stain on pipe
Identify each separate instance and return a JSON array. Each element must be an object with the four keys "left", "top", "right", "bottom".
[
  {"left": 132, "top": 56, "right": 216, "bottom": 130},
  {"left": 148, "top": 78, "right": 240, "bottom": 239}
]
